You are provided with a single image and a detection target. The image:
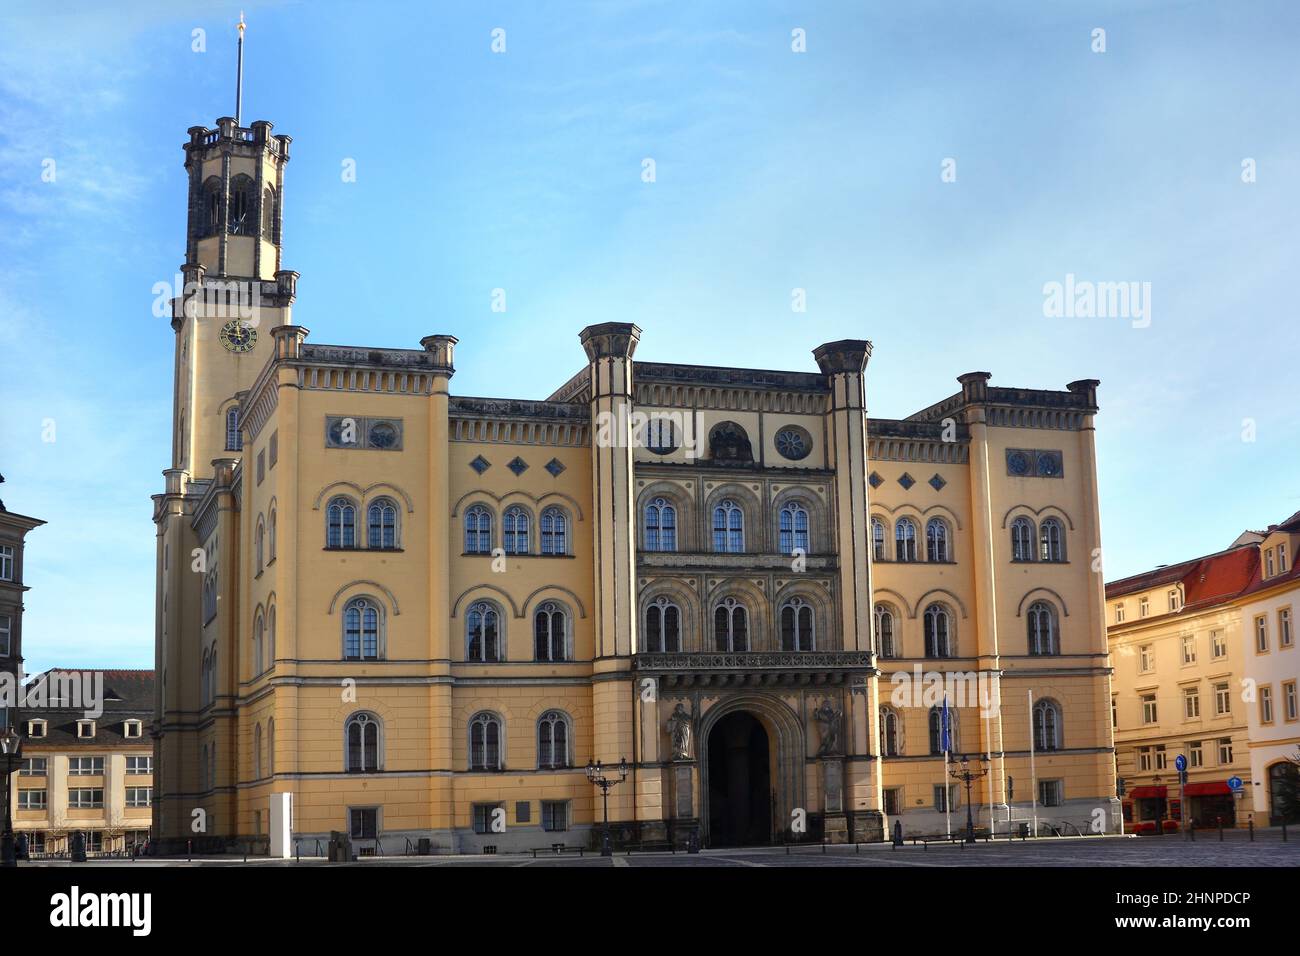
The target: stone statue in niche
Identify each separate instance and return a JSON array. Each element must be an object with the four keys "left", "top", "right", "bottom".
[
  {"left": 814, "top": 699, "right": 843, "bottom": 757},
  {"left": 708, "top": 422, "right": 753, "bottom": 463},
  {"left": 666, "top": 702, "right": 693, "bottom": 760}
]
